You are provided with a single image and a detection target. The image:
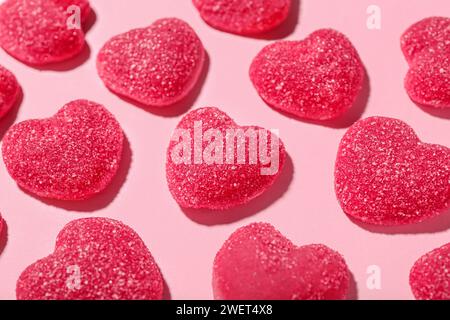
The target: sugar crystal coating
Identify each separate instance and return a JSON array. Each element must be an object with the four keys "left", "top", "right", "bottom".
[
  {"left": 0, "top": 213, "right": 3, "bottom": 237},
  {"left": 0, "top": 0, "right": 91, "bottom": 65},
  {"left": 97, "top": 18, "right": 205, "bottom": 107},
  {"left": 335, "top": 117, "right": 450, "bottom": 225},
  {"left": 0, "top": 64, "right": 20, "bottom": 119},
  {"left": 2, "top": 100, "right": 124, "bottom": 200},
  {"left": 213, "top": 223, "right": 350, "bottom": 300},
  {"left": 16, "top": 218, "right": 164, "bottom": 300},
  {"left": 401, "top": 17, "right": 450, "bottom": 64},
  {"left": 166, "top": 107, "right": 286, "bottom": 210},
  {"left": 193, "top": 0, "right": 291, "bottom": 35},
  {"left": 410, "top": 243, "right": 450, "bottom": 300},
  {"left": 401, "top": 17, "right": 450, "bottom": 108},
  {"left": 250, "top": 29, "right": 365, "bottom": 121}
]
